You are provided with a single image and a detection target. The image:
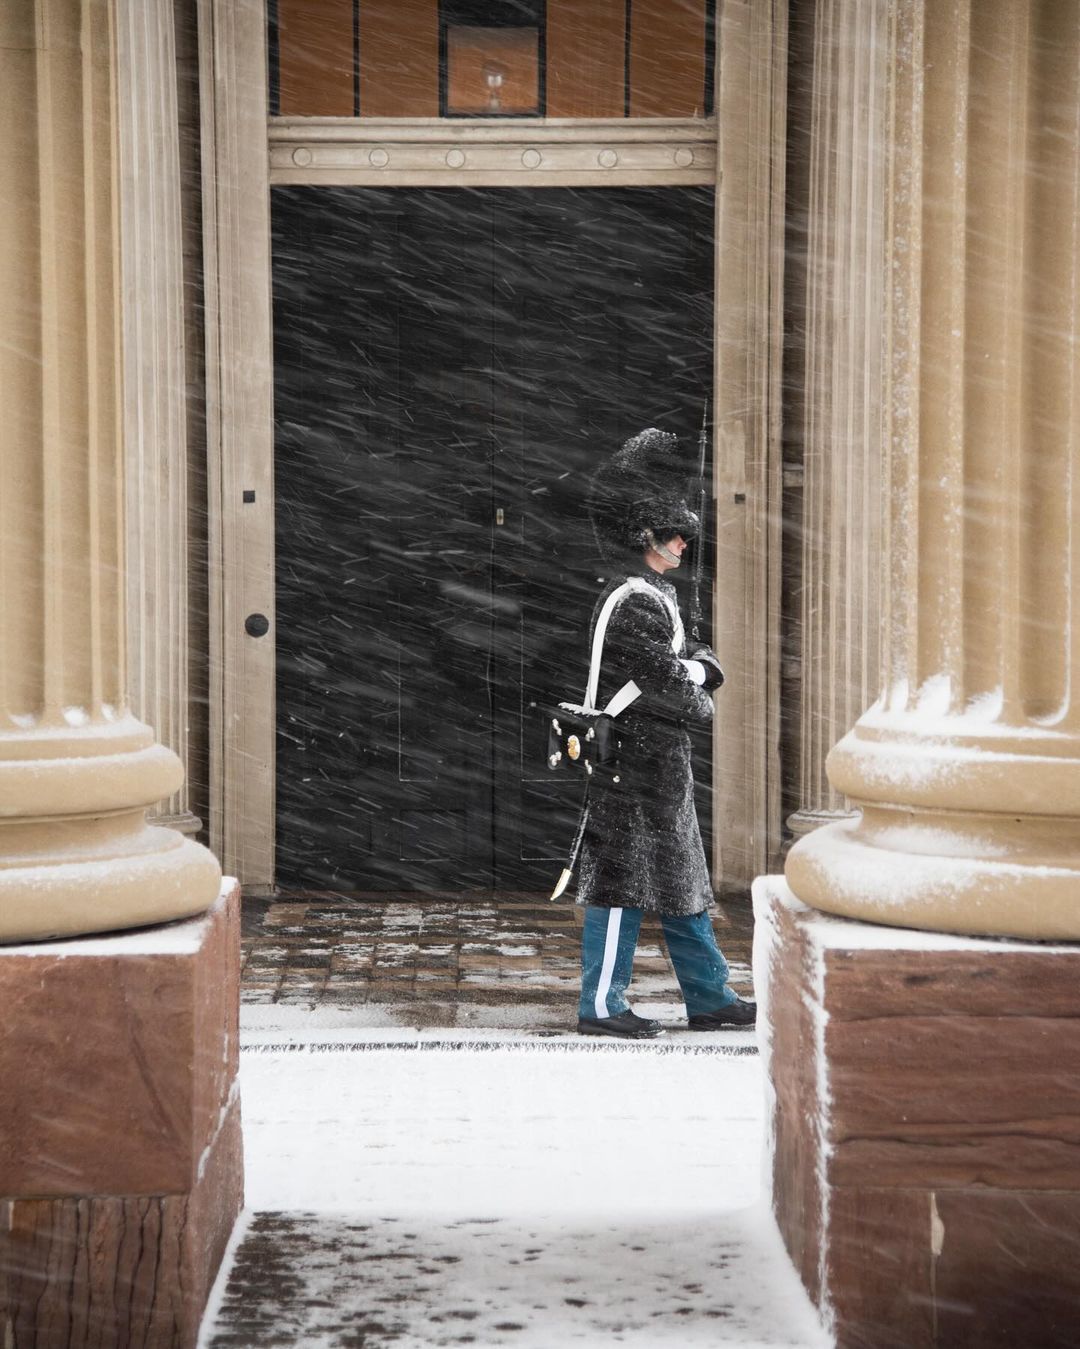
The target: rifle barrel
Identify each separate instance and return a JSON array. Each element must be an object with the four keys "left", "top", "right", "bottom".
[{"left": 690, "top": 401, "right": 708, "bottom": 642}]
